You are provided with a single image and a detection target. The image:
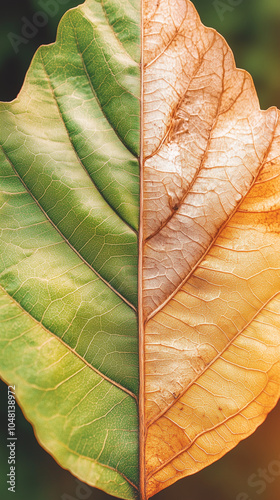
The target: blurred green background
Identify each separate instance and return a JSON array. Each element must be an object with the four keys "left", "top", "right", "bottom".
[{"left": 0, "top": 1, "right": 280, "bottom": 500}]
